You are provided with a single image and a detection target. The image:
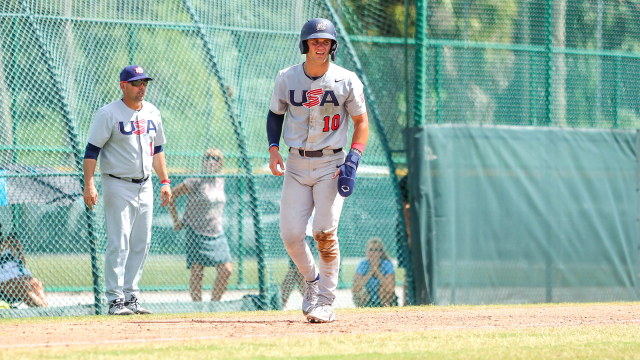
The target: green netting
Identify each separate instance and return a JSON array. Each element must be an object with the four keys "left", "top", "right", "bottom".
[{"left": 0, "top": 0, "right": 409, "bottom": 317}]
